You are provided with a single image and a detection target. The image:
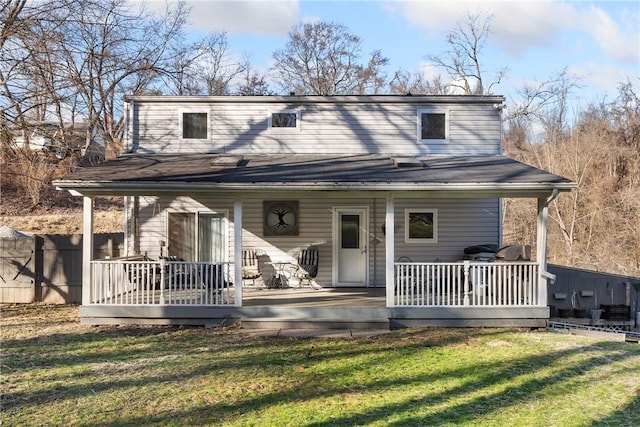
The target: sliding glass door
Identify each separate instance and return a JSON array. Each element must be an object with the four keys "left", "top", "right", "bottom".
[{"left": 168, "top": 212, "right": 228, "bottom": 262}]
